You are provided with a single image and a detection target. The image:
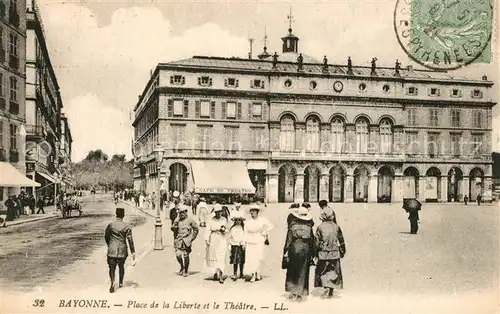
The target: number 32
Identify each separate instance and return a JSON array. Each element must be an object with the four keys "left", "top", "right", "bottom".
[{"left": 33, "top": 299, "right": 45, "bottom": 307}]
